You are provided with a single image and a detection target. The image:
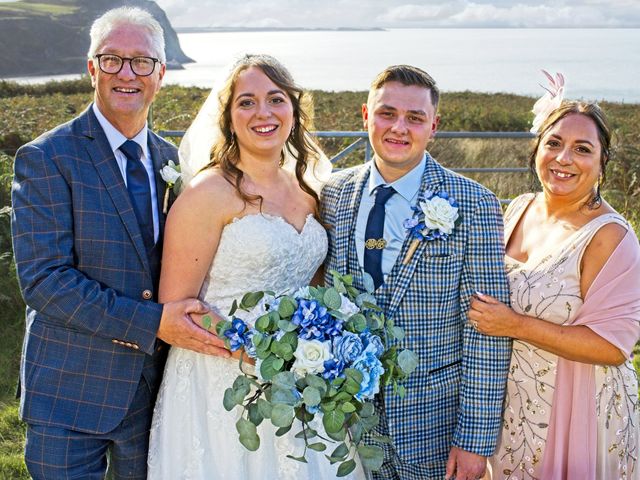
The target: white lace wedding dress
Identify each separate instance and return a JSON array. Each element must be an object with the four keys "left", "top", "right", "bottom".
[{"left": 147, "top": 213, "right": 366, "bottom": 480}]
